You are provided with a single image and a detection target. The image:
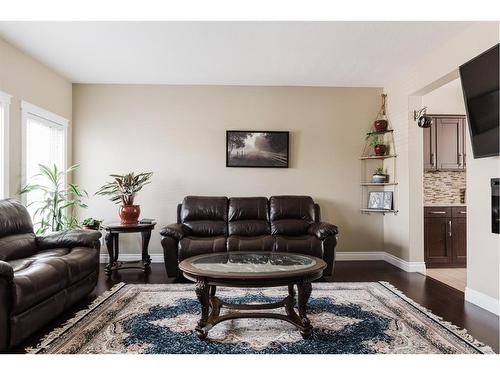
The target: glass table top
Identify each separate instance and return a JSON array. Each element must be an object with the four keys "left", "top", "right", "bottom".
[{"left": 190, "top": 252, "right": 316, "bottom": 274}]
